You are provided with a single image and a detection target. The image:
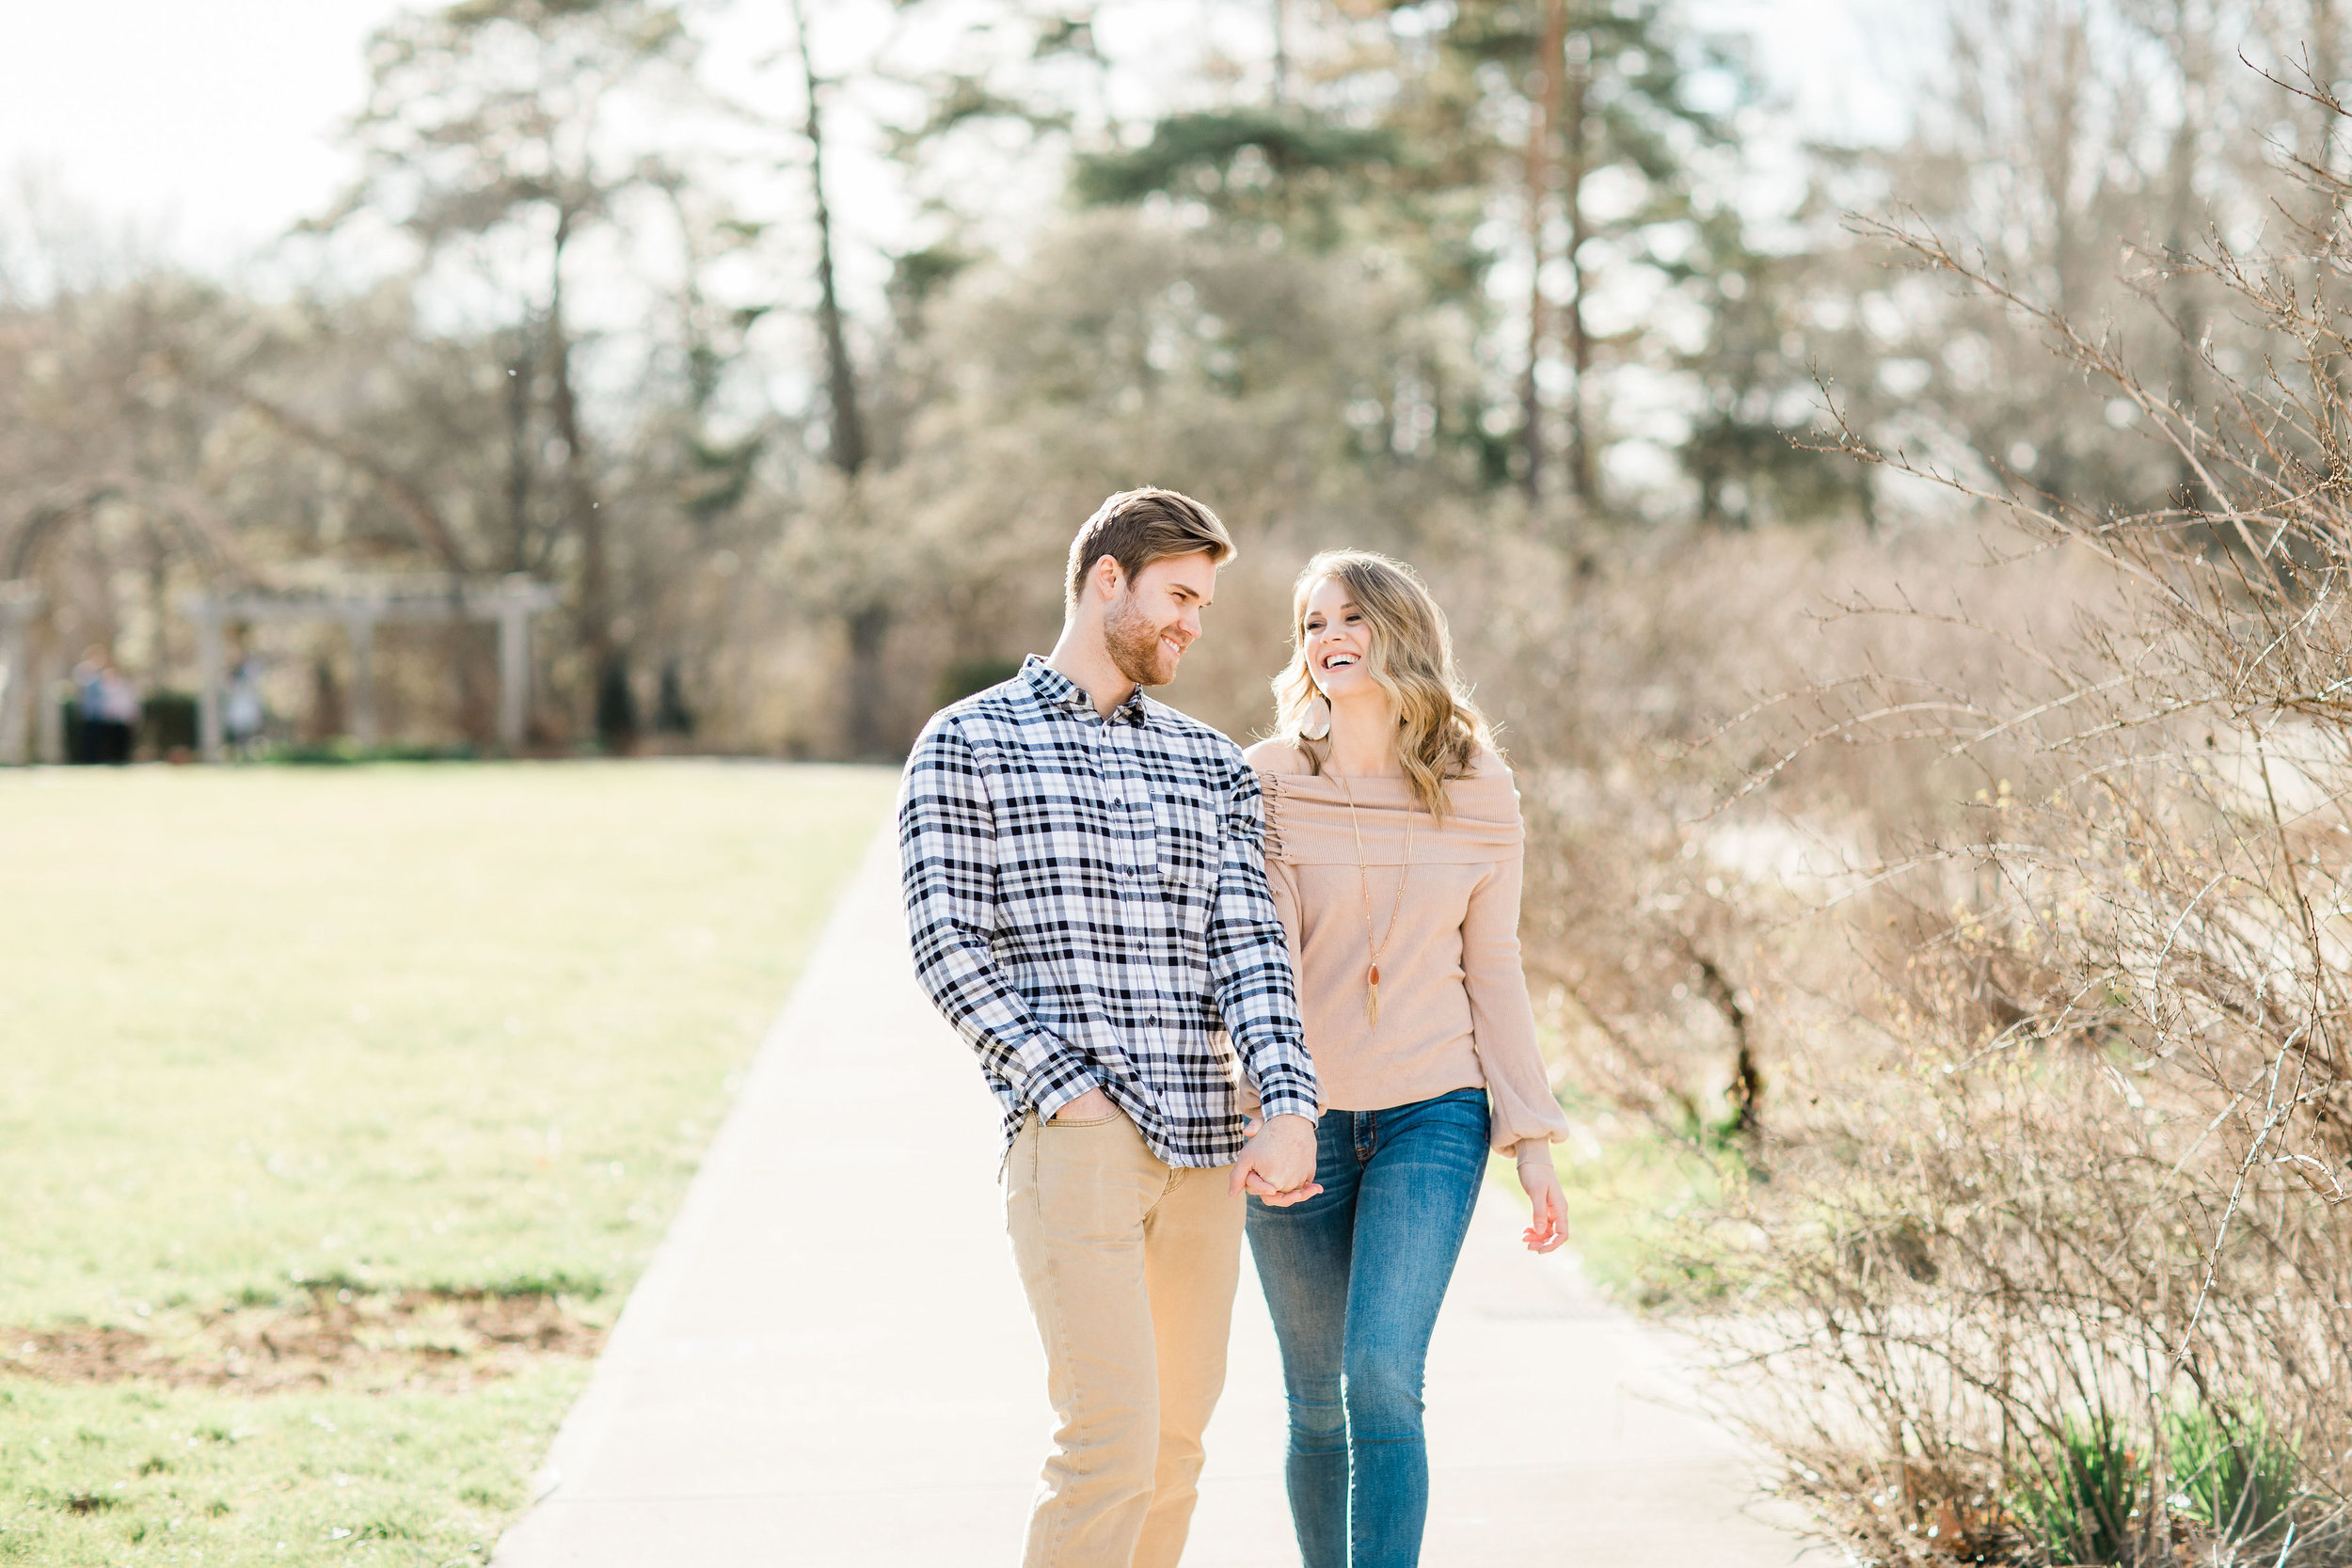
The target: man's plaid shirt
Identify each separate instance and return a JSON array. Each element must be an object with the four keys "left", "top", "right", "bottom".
[{"left": 898, "top": 655, "right": 1320, "bottom": 1168}]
